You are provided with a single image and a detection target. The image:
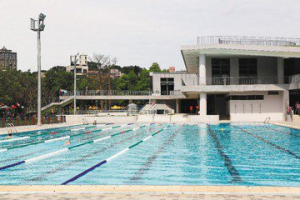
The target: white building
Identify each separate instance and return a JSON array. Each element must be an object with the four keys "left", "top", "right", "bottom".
[
  {"left": 150, "top": 36, "right": 300, "bottom": 122},
  {"left": 66, "top": 54, "right": 88, "bottom": 75},
  {"left": 110, "top": 68, "right": 123, "bottom": 79}
]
